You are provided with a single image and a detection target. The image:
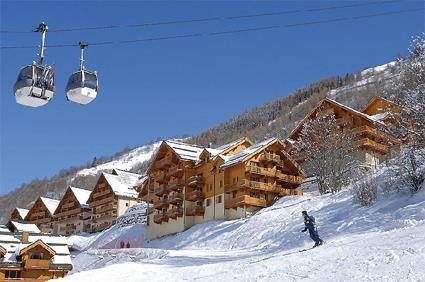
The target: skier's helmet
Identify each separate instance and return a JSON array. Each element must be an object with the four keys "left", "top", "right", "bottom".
[{"left": 301, "top": 210, "right": 308, "bottom": 215}]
